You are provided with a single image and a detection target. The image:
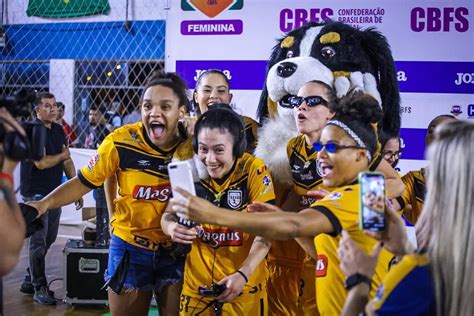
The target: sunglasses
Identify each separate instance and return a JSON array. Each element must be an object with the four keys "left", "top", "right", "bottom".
[
  {"left": 313, "top": 142, "right": 365, "bottom": 153},
  {"left": 287, "top": 95, "right": 328, "bottom": 108}
]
